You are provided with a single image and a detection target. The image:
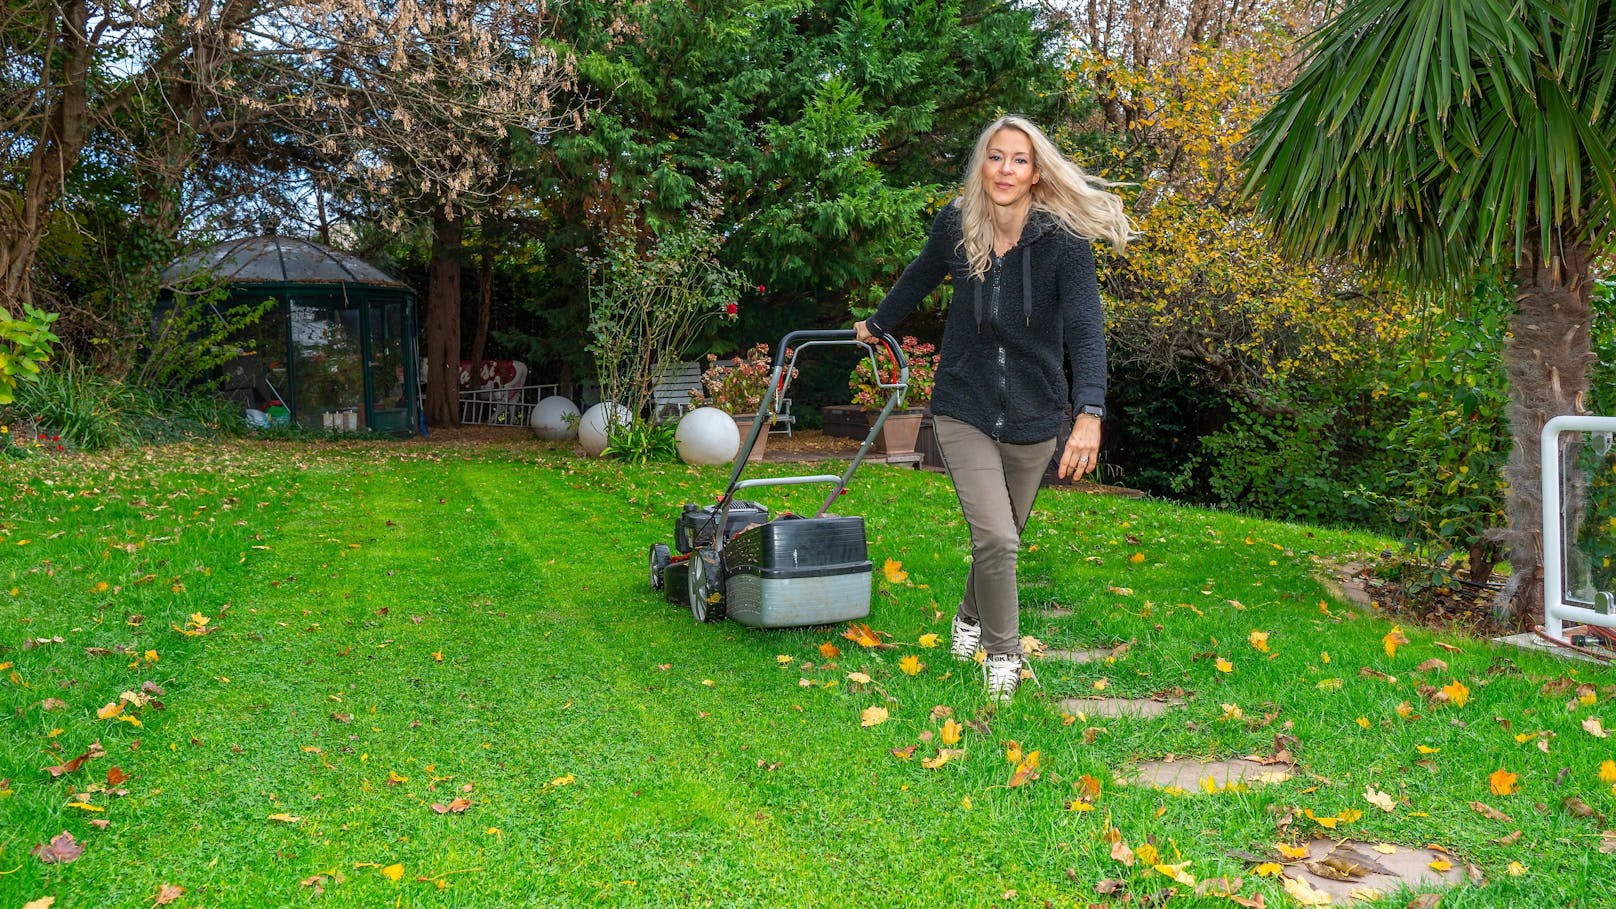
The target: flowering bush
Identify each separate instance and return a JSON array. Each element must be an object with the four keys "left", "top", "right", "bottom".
[
  {"left": 850, "top": 336, "right": 936, "bottom": 410},
  {"left": 690, "top": 343, "right": 794, "bottom": 415}
]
